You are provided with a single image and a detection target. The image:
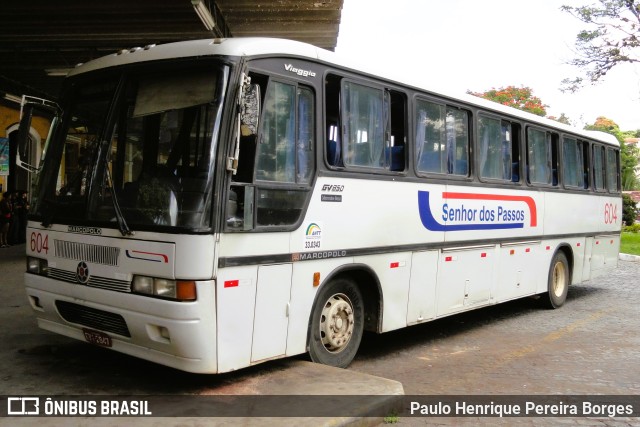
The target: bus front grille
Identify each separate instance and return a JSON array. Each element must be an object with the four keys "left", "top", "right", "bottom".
[
  {"left": 48, "top": 268, "right": 131, "bottom": 293},
  {"left": 55, "top": 301, "right": 131, "bottom": 337},
  {"left": 54, "top": 240, "right": 120, "bottom": 266}
]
